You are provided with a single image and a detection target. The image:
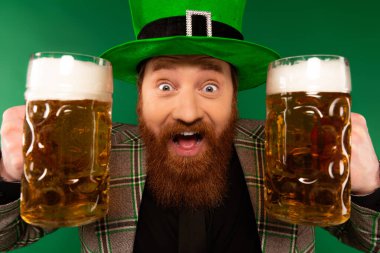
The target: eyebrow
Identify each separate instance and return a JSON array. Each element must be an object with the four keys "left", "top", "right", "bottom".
[
  {"left": 152, "top": 60, "right": 176, "bottom": 71},
  {"left": 151, "top": 57, "right": 224, "bottom": 73}
]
